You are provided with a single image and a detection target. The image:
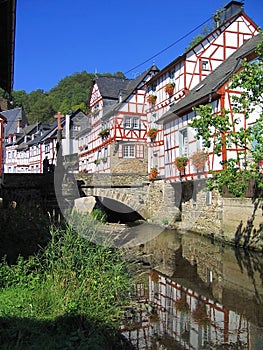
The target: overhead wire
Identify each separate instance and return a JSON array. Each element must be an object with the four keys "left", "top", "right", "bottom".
[{"left": 124, "top": 16, "right": 213, "bottom": 75}]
